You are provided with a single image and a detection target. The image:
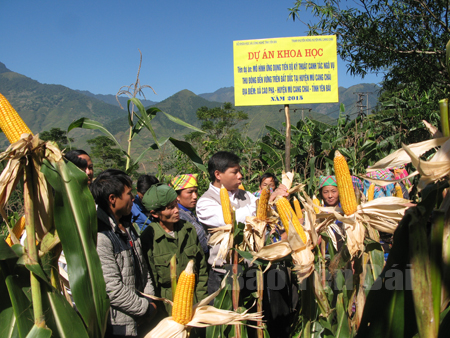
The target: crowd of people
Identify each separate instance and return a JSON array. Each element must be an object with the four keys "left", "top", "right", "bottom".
[{"left": 63, "top": 149, "right": 409, "bottom": 337}]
